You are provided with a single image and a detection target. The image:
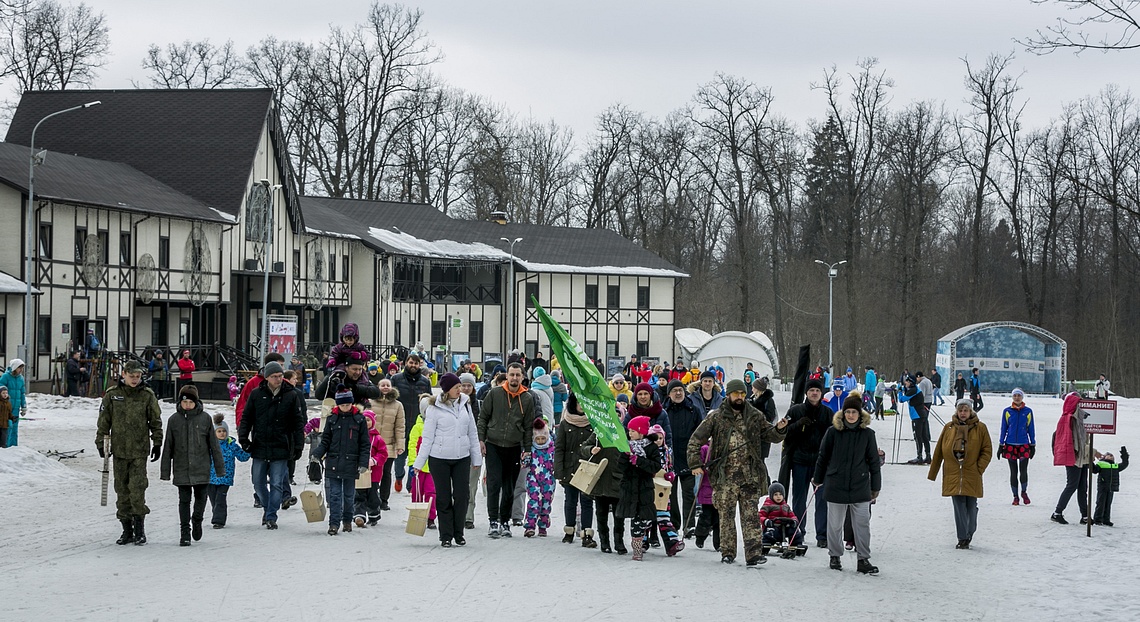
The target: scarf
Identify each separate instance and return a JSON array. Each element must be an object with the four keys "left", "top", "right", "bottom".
[
  {"left": 952, "top": 414, "right": 977, "bottom": 462},
  {"left": 562, "top": 412, "right": 590, "bottom": 428},
  {"left": 629, "top": 437, "right": 649, "bottom": 459}
]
